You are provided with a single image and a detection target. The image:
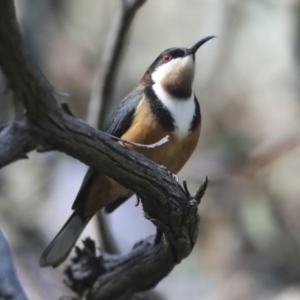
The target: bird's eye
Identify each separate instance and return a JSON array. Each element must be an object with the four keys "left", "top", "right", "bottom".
[{"left": 163, "top": 54, "right": 172, "bottom": 63}]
